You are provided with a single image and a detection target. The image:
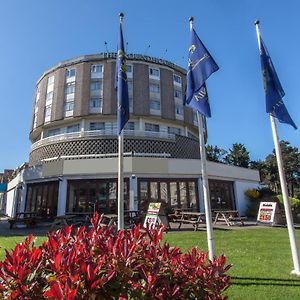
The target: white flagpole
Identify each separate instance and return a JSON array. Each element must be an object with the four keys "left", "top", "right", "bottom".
[
  {"left": 117, "top": 13, "right": 125, "bottom": 230},
  {"left": 118, "top": 132, "right": 124, "bottom": 230},
  {"left": 190, "top": 17, "right": 215, "bottom": 260},
  {"left": 255, "top": 20, "right": 300, "bottom": 276}
]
